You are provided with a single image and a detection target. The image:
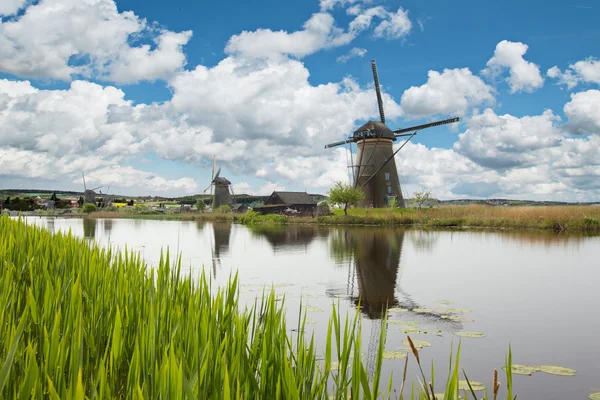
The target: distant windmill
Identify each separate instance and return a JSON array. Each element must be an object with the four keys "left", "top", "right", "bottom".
[
  {"left": 203, "top": 157, "right": 234, "bottom": 209},
  {"left": 324, "top": 60, "right": 460, "bottom": 208},
  {"left": 99, "top": 186, "right": 112, "bottom": 208},
  {"left": 81, "top": 172, "right": 103, "bottom": 205}
]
